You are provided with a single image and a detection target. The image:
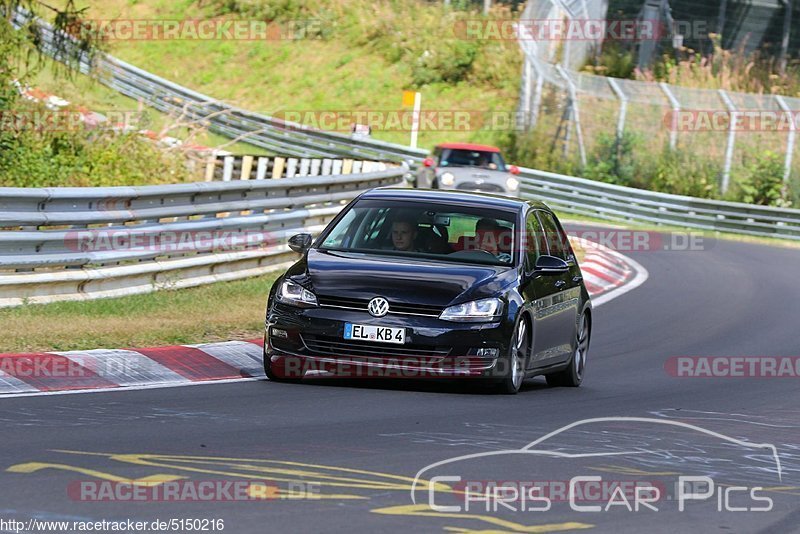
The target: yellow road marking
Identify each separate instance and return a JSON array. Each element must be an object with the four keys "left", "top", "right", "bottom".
[
  {"left": 372, "top": 504, "right": 593, "bottom": 533},
  {"left": 6, "top": 462, "right": 184, "bottom": 486},
  {"left": 16, "top": 451, "right": 597, "bottom": 532},
  {"left": 50, "top": 451, "right": 454, "bottom": 494}
]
